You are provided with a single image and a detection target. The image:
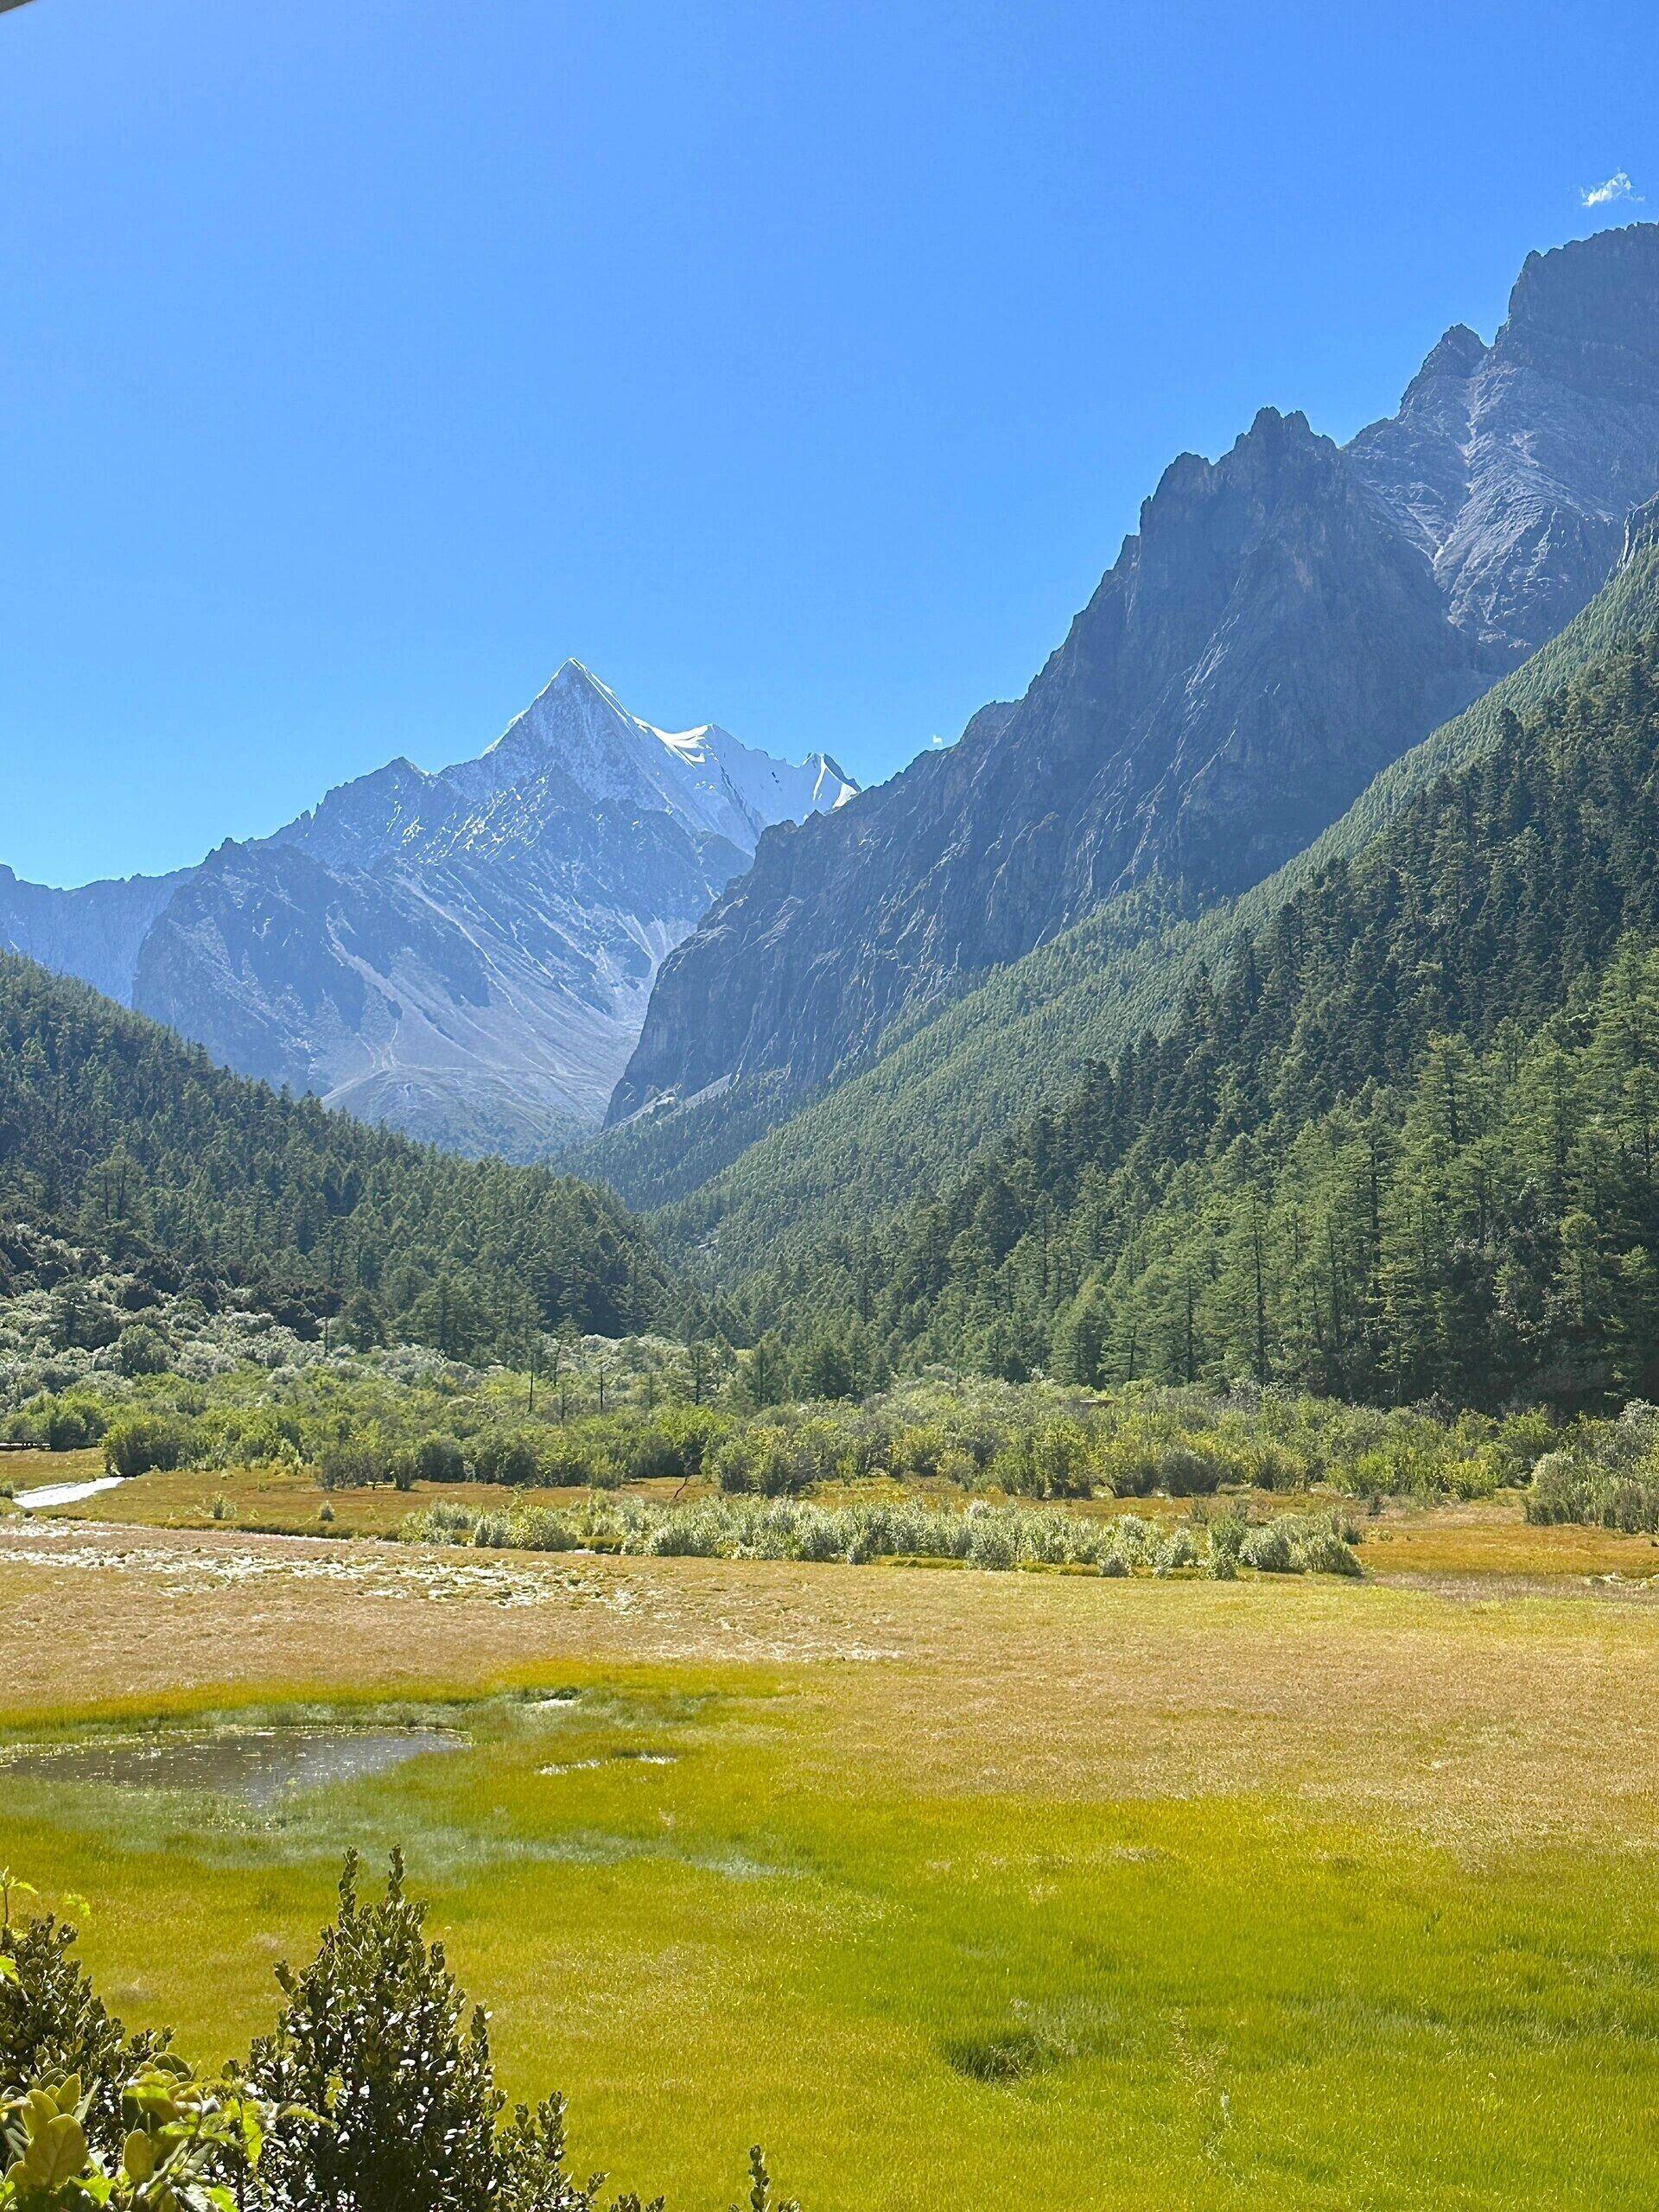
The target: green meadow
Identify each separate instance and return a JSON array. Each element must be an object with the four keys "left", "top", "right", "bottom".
[{"left": 3, "top": 1535, "right": 1658, "bottom": 2210}]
